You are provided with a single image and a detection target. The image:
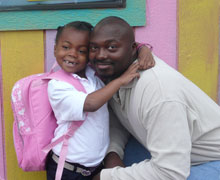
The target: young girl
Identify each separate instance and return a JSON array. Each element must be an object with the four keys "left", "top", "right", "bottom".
[{"left": 46, "top": 21, "right": 152, "bottom": 180}]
